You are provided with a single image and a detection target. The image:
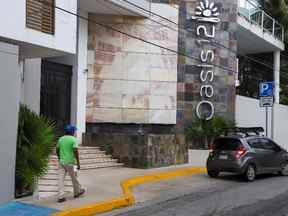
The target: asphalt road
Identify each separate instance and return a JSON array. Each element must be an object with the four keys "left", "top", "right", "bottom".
[{"left": 104, "top": 173, "right": 288, "bottom": 216}]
